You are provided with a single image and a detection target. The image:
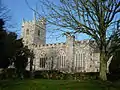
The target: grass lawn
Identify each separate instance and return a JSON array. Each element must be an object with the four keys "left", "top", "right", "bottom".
[{"left": 0, "top": 79, "right": 120, "bottom": 90}]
